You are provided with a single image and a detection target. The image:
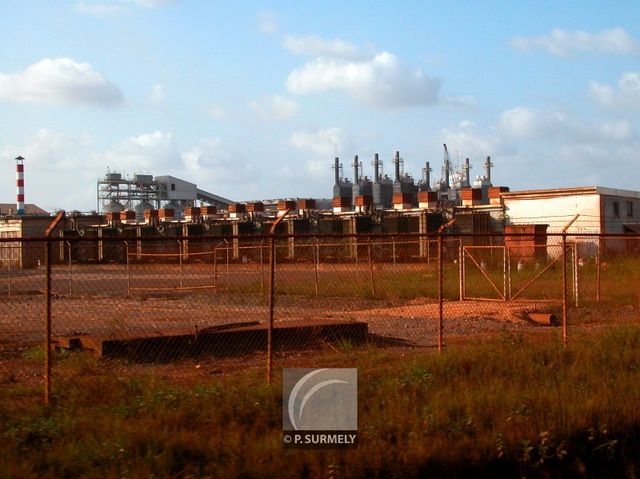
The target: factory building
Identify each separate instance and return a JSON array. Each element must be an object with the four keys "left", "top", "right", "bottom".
[
  {"left": 97, "top": 172, "right": 233, "bottom": 219},
  {"left": 4, "top": 149, "right": 640, "bottom": 268}
]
